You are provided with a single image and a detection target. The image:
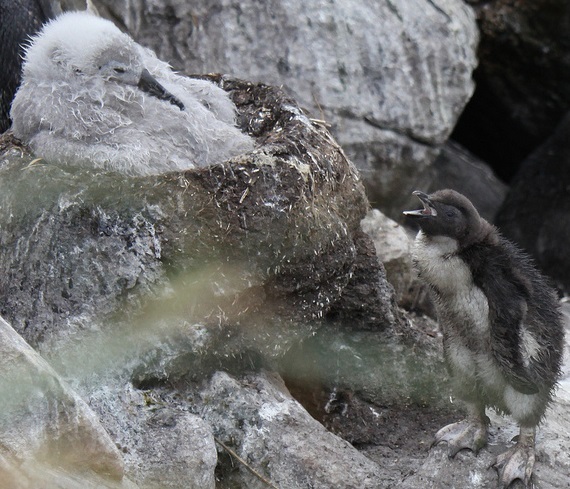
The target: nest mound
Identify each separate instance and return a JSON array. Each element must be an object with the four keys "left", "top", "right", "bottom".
[{"left": 0, "top": 77, "right": 399, "bottom": 364}]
